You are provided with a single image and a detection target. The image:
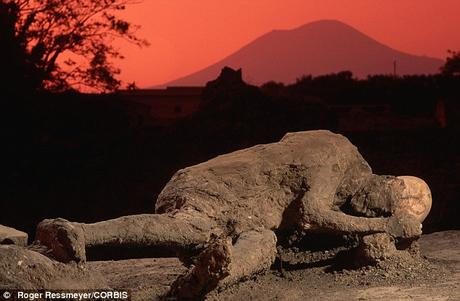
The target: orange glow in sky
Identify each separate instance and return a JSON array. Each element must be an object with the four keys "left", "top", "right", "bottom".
[{"left": 115, "top": 0, "right": 460, "bottom": 87}]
